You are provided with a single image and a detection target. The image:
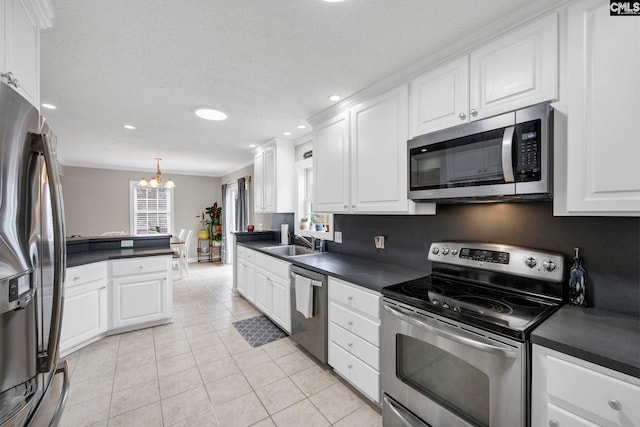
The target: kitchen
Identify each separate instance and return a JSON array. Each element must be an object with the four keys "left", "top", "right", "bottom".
[{"left": 1, "top": 0, "right": 639, "bottom": 426}]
